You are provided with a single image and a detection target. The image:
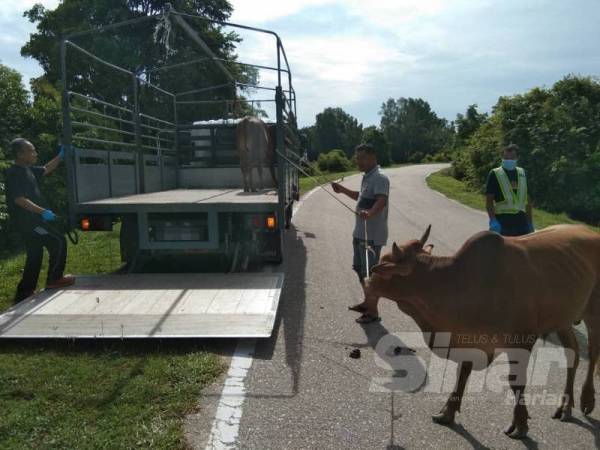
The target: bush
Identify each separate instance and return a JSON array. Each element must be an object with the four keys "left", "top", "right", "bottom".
[
  {"left": 408, "top": 151, "right": 424, "bottom": 163},
  {"left": 317, "top": 149, "right": 353, "bottom": 172}
]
